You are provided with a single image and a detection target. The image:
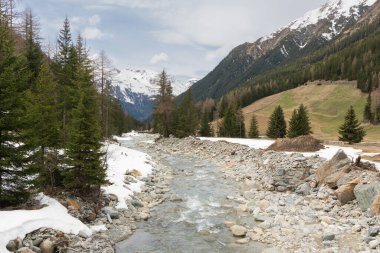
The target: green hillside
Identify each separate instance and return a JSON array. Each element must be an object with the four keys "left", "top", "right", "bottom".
[{"left": 241, "top": 82, "right": 380, "bottom": 142}]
